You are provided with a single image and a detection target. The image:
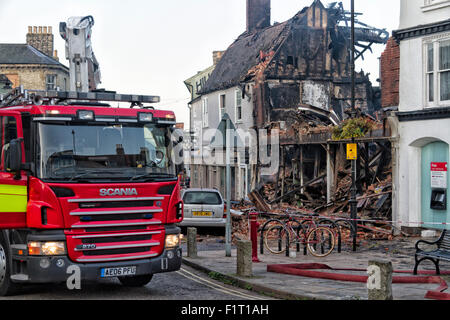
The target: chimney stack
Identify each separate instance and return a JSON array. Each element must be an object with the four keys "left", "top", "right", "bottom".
[
  {"left": 26, "top": 25, "right": 54, "bottom": 58},
  {"left": 246, "top": 0, "right": 271, "bottom": 33}
]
